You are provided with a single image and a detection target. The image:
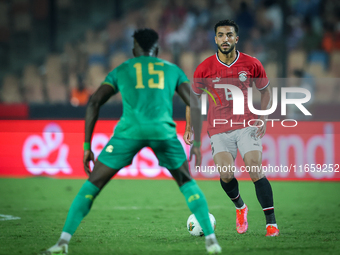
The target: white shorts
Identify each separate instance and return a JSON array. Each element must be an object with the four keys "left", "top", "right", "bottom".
[{"left": 210, "top": 127, "right": 262, "bottom": 160}]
